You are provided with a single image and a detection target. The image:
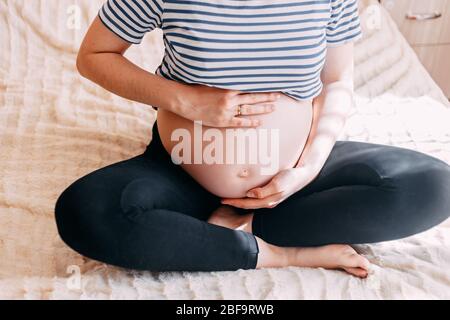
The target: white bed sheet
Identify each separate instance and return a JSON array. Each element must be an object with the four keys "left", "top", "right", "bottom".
[{"left": 0, "top": 0, "right": 449, "bottom": 299}]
